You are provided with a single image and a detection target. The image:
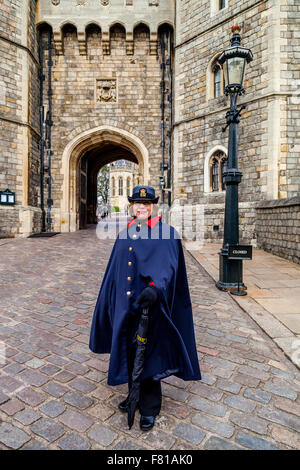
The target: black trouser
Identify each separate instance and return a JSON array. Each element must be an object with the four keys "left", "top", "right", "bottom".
[{"left": 126, "top": 315, "right": 162, "bottom": 417}]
